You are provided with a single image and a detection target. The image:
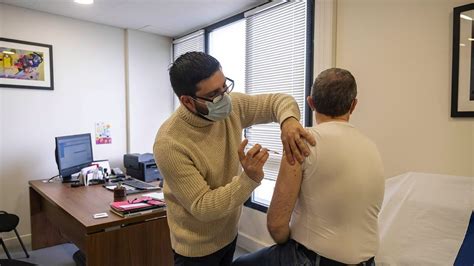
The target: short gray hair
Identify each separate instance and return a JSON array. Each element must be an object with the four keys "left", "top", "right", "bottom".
[{"left": 311, "top": 68, "right": 357, "bottom": 117}]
